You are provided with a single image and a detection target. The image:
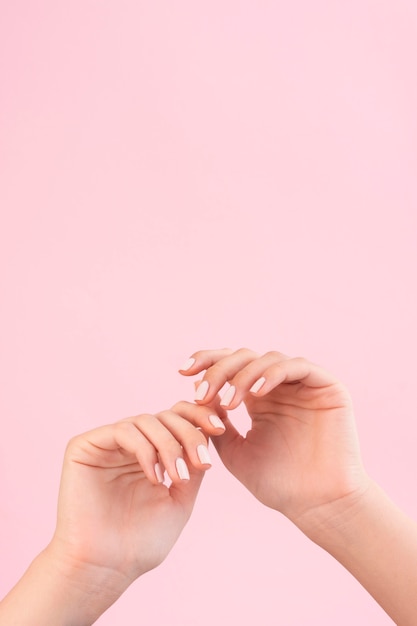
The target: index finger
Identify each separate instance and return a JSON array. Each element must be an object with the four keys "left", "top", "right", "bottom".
[
  {"left": 179, "top": 348, "right": 235, "bottom": 375},
  {"left": 180, "top": 348, "right": 261, "bottom": 405}
]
